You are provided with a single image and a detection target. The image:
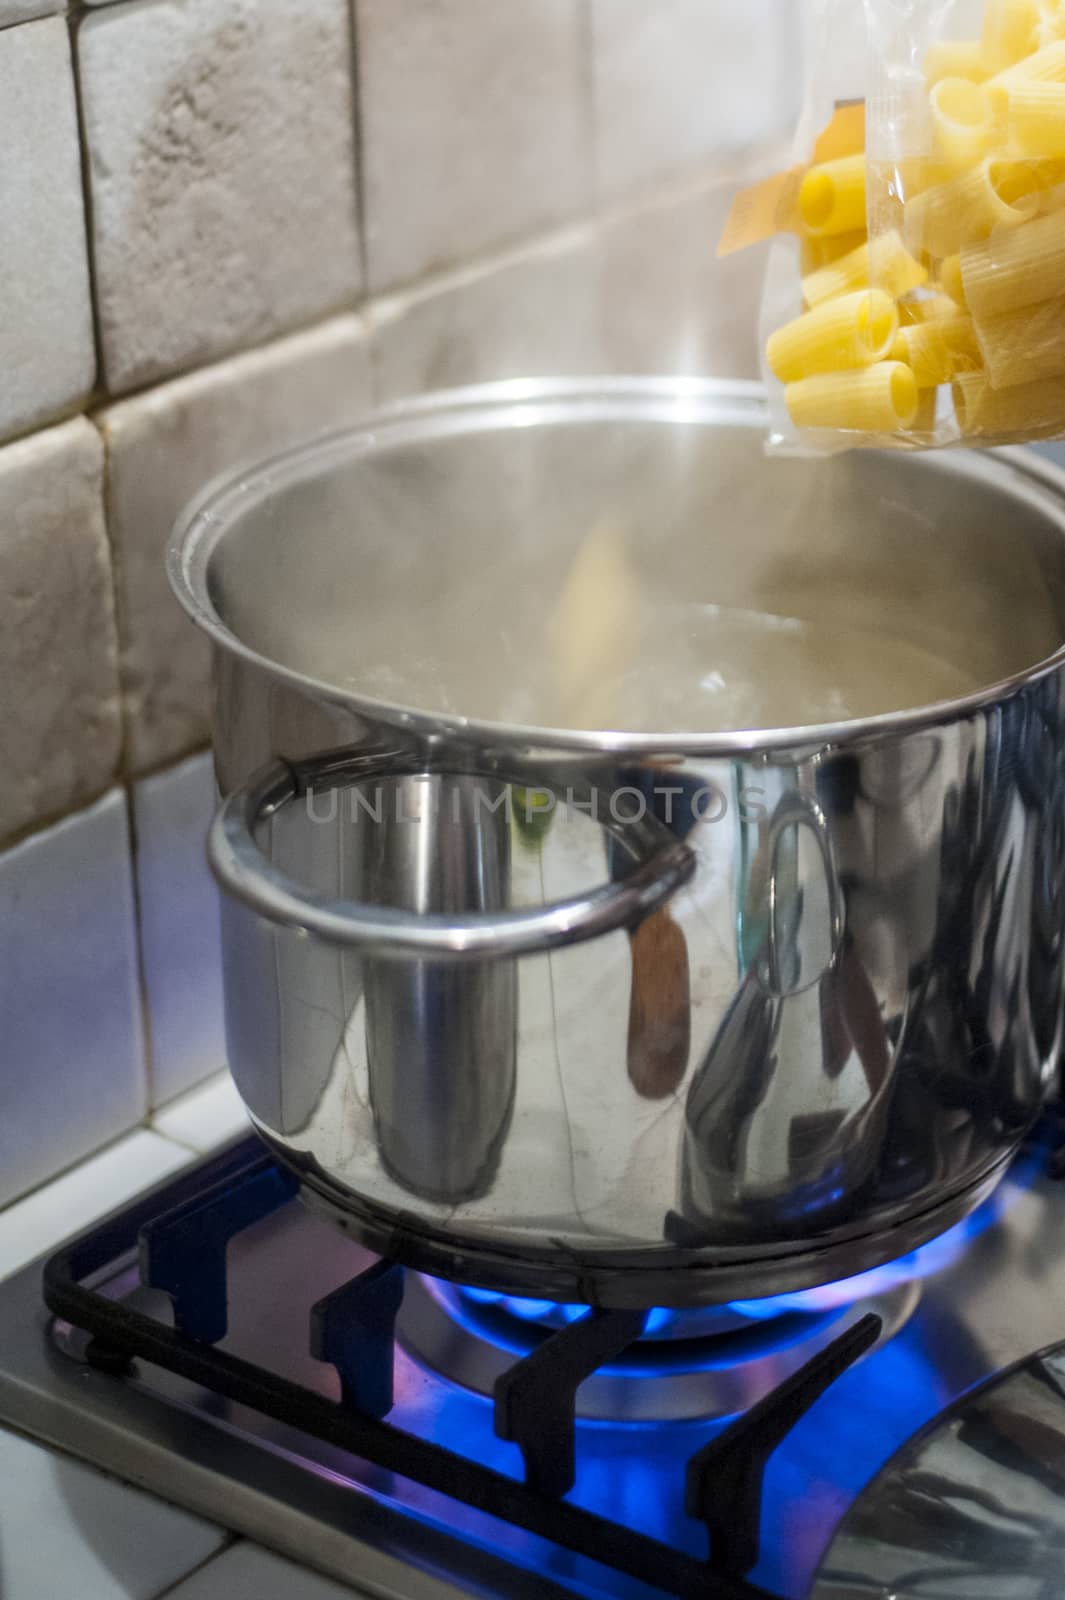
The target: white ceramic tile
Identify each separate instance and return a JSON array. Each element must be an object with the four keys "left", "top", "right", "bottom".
[
  {"left": 0, "top": 791, "right": 148, "bottom": 1210},
  {"left": 134, "top": 753, "right": 226, "bottom": 1106},
  {"left": 370, "top": 224, "right": 604, "bottom": 402},
  {"left": 99, "top": 315, "right": 372, "bottom": 776},
  {"left": 0, "top": 1129, "right": 193, "bottom": 1282},
  {"left": 589, "top": 0, "right": 802, "bottom": 201},
  {"left": 0, "top": 418, "right": 121, "bottom": 847},
  {"left": 356, "top": 0, "right": 589, "bottom": 291},
  {"left": 0, "top": 18, "right": 94, "bottom": 441},
  {"left": 78, "top": 0, "right": 361, "bottom": 392},
  {"left": 0, "top": 0, "right": 62, "bottom": 27},
  {"left": 0, "top": 1427, "right": 225, "bottom": 1599},
  {"left": 152, "top": 1072, "right": 249, "bottom": 1155},
  {"left": 593, "top": 175, "right": 766, "bottom": 380},
  {"left": 164, "top": 1542, "right": 369, "bottom": 1600}
]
